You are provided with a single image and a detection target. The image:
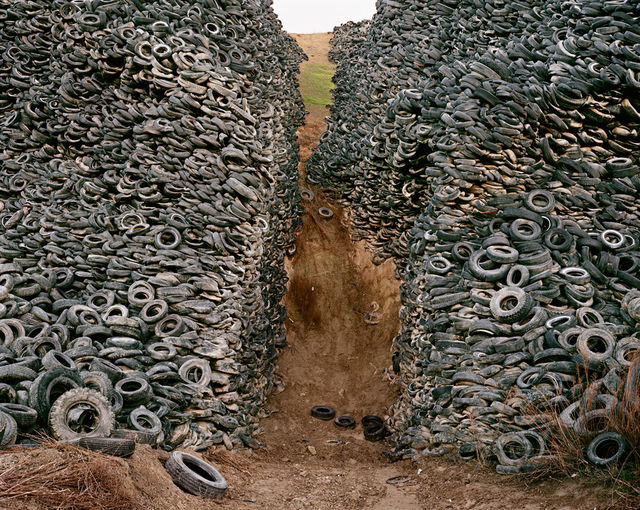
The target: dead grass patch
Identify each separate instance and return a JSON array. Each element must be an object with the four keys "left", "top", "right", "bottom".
[
  {"left": 0, "top": 439, "right": 141, "bottom": 510},
  {"left": 521, "top": 358, "right": 640, "bottom": 509}
]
